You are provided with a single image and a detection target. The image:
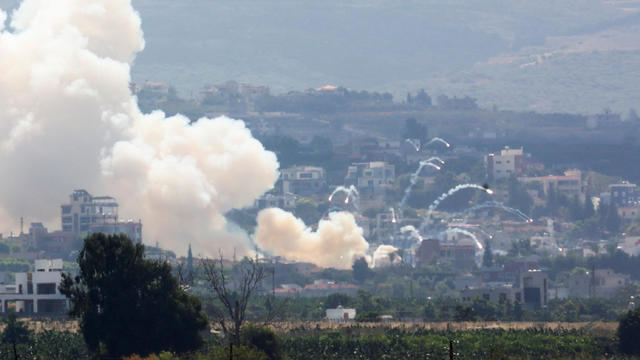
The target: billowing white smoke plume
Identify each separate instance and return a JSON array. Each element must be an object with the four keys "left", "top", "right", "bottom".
[
  {"left": 372, "top": 245, "right": 401, "bottom": 268},
  {"left": 0, "top": 0, "right": 279, "bottom": 255},
  {"left": 254, "top": 208, "right": 369, "bottom": 269}
]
